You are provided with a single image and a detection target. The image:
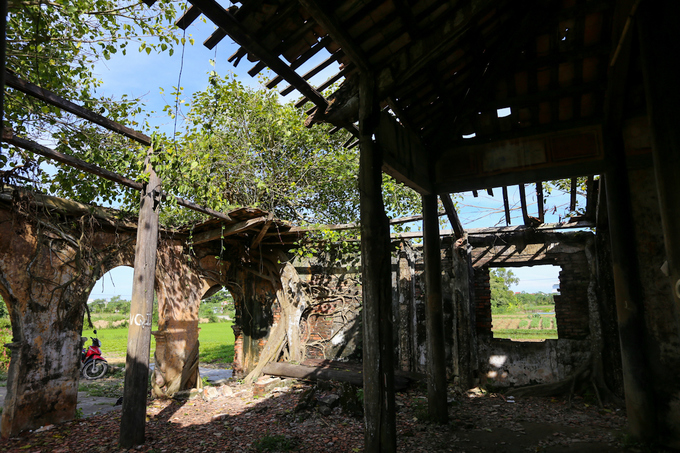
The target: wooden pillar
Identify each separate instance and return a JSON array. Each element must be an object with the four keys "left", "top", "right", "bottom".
[
  {"left": 518, "top": 184, "right": 530, "bottom": 225},
  {"left": 0, "top": 0, "right": 6, "bottom": 128},
  {"left": 502, "top": 186, "right": 511, "bottom": 225},
  {"left": 119, "top": 155, "right": 161, "bottom": 448},
  {"left": 535, "top": 182, "right": 544, "bottom": 222},
  {"left": 602, "top": 132, "right": 657, "bottom": 440},
  {"left": 359, "top": 73, "right": 396, "bottom": 453},
  {"left": 637, "top": 2, "right": 680, "bottom": 320},
  {"left": 422, "top": 194, "right": 448, "bottom": 423}
]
